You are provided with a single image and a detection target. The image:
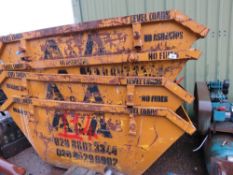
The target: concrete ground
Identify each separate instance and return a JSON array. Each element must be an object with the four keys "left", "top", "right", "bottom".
[
  {"left": 8, "top": 148, "right": 66, "bottom": 175},
  {"left": 8, "top": 133, "right": 207, "bottom": 175}
]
